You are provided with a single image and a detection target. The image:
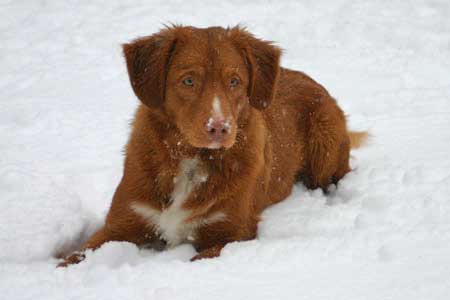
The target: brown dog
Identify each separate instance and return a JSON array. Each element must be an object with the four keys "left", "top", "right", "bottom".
[{"left": 59, "top": 25, "right": 366, "bottom": 266}]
